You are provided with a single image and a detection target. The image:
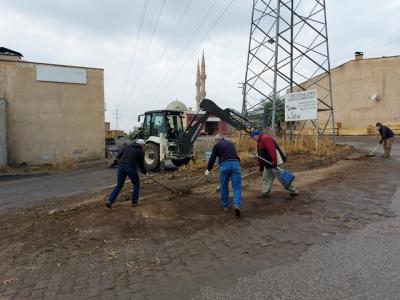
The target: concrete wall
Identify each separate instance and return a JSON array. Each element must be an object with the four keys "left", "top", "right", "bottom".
[
  {"left": 0, "top": 99, "right": 6, "bottom": 167},
  {"left": 307, "top": 56, "right": 400, "bottom": 129},
  {"left": 0, "top": 59, "right": 105, "bottom": 165}
]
